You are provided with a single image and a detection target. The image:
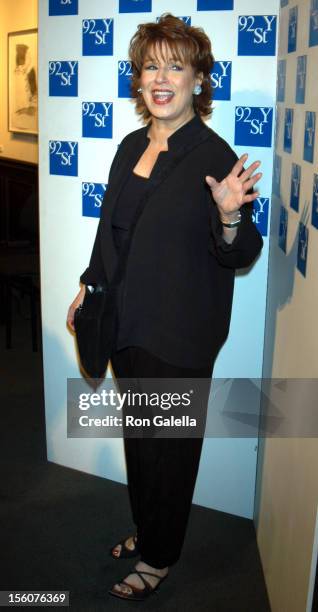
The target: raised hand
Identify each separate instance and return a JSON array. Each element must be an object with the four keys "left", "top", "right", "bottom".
[{"left": 205, "top": 154, "right": 262, "bottom": 222}]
